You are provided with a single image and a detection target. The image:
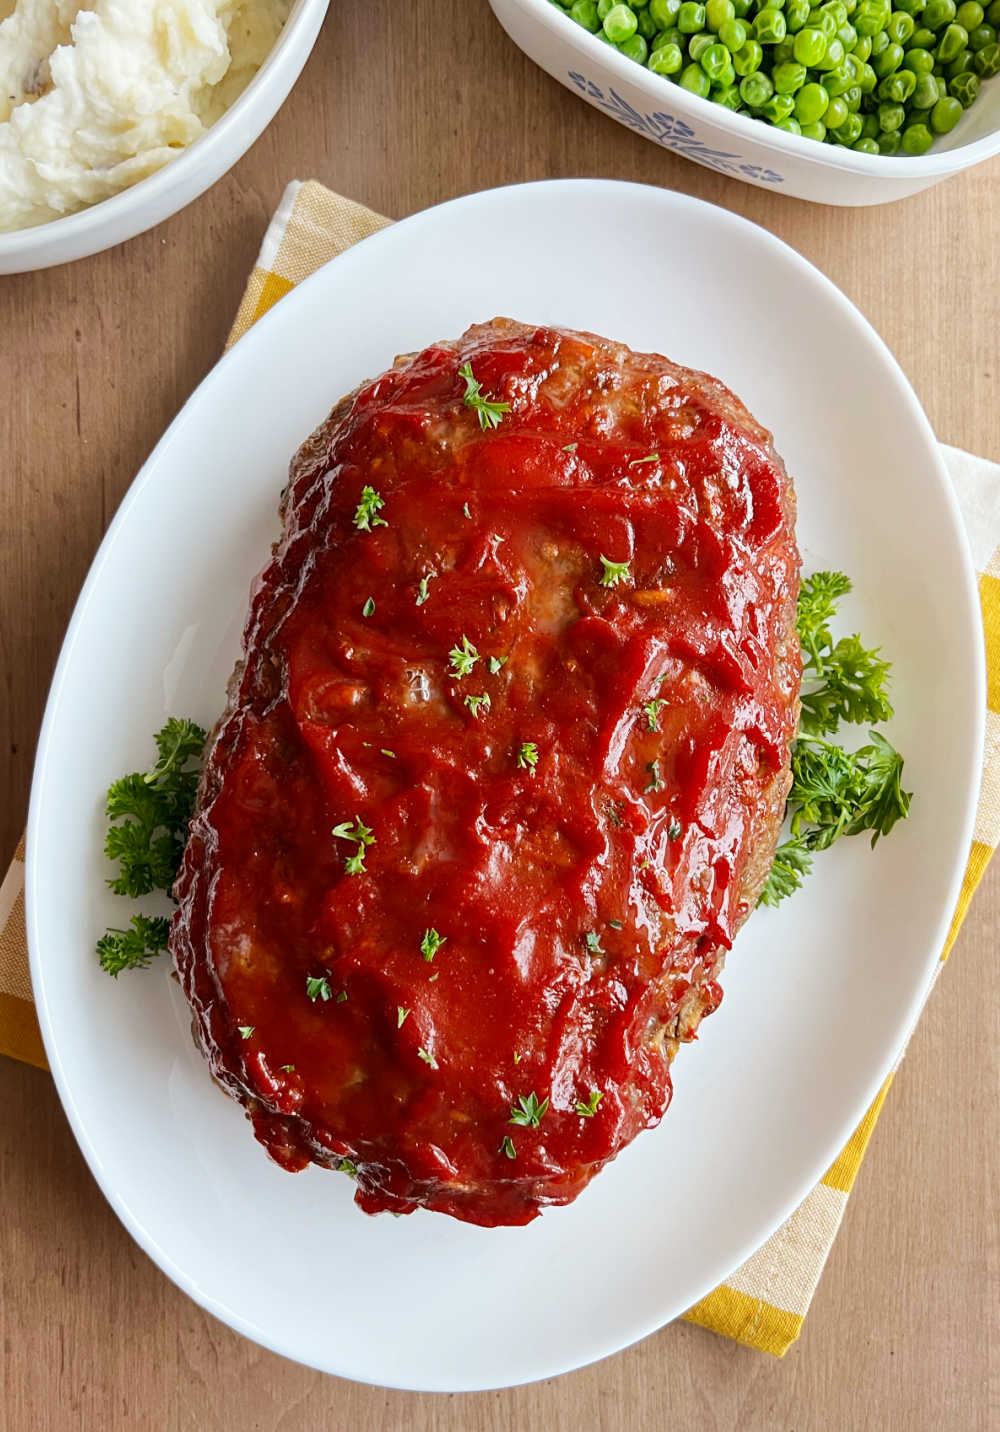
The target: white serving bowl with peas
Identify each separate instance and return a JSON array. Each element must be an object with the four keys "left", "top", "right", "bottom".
[{"left": 489, "top": 0, "right": 1000, "bottom": 201}]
